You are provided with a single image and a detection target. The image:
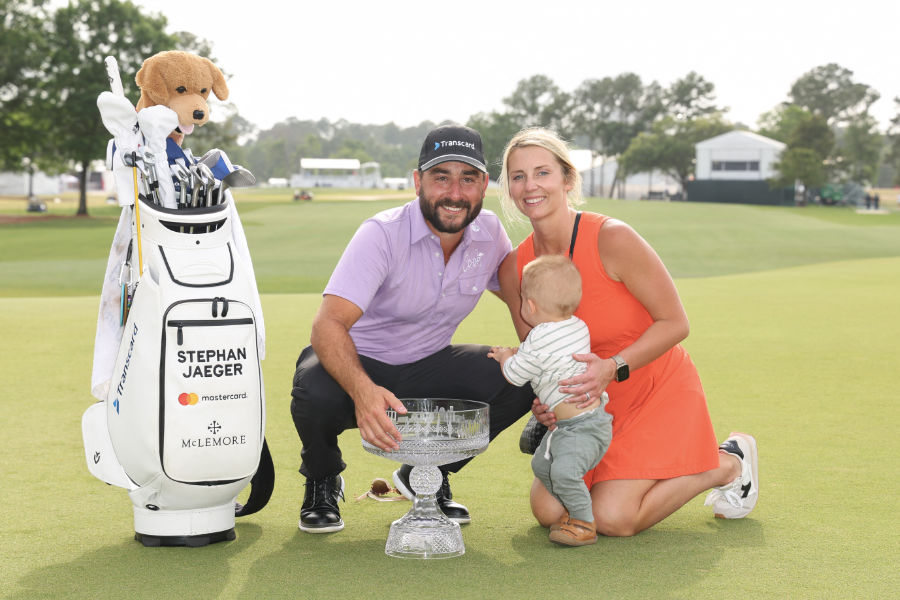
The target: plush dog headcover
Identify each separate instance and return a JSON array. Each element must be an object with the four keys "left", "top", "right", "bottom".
[{"left": 135, "top": 50, "right": 228, "bottom": 139}]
